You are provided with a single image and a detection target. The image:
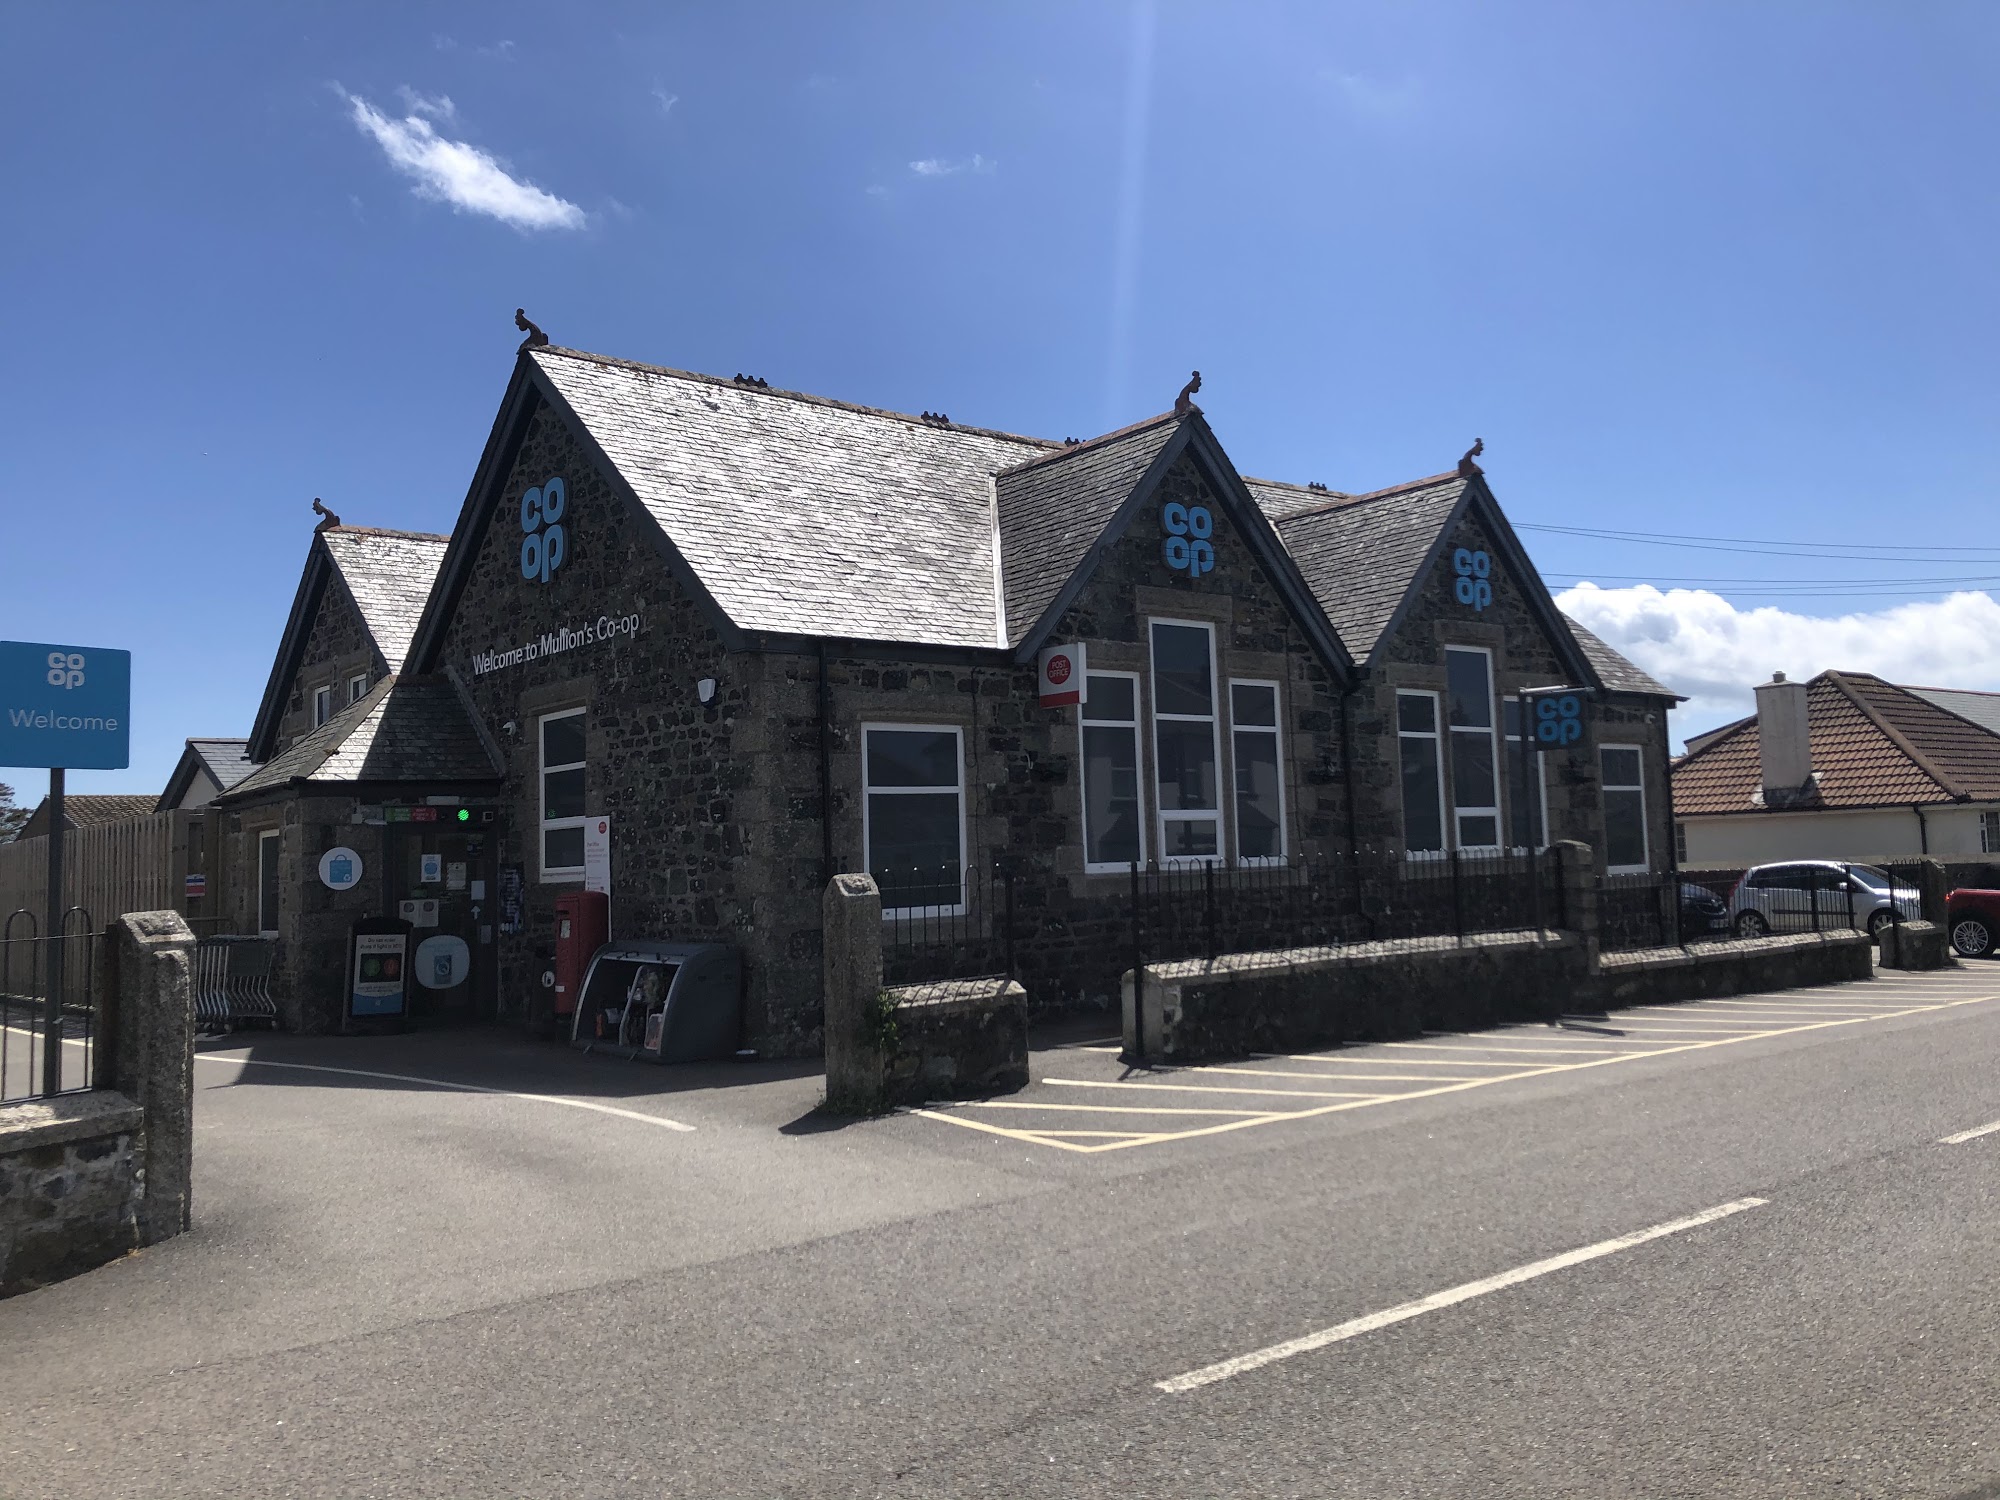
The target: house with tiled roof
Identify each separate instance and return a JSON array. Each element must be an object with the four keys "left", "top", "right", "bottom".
[
  {"left": 211, "top": 341, "right": 1676, "bottom": 1045},
  {"left": 1672, "top": 670, "right": 2000, "bottom": 865},
  {"left": 13, "top": 793, "right": 160, "bottom": 843},
  {"left": 156, "top": 738, "right": 259, "bottom": 812}
]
